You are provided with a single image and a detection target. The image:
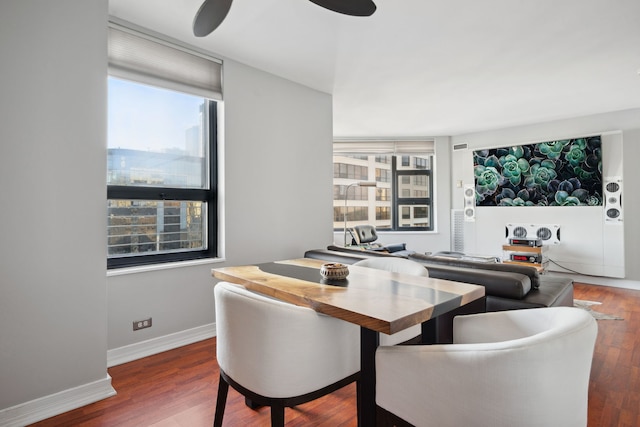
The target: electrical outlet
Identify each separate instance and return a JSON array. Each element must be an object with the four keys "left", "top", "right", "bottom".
[{"left": 133, "top": 317, "right": 152, "bottom": 331}]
